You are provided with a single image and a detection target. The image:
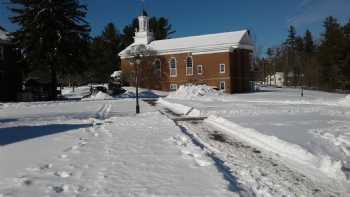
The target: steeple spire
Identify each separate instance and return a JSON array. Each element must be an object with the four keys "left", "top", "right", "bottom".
[
  {"left": 140, "top": 0, "right": 145, "bottom": 16},
  {"left": 133, "top": 0, "right": 154, "bottom": 44}
]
